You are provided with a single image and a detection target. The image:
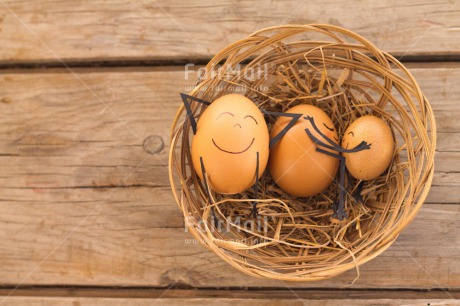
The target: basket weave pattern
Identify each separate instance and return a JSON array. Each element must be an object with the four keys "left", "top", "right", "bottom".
[{"left": 169, "top": 24, "right": 436, "bottom": 281}]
